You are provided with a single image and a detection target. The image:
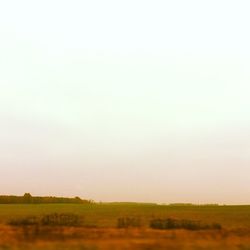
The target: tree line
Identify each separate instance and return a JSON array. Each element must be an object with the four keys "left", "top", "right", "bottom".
[{"left": 0, "top": 193, "right": 93, "bottom": 204}]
